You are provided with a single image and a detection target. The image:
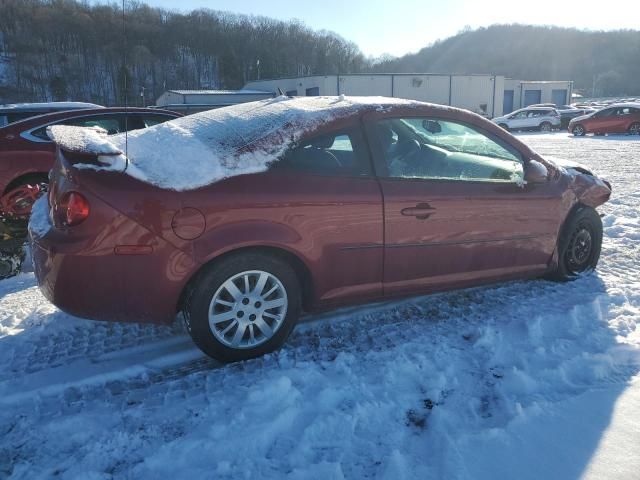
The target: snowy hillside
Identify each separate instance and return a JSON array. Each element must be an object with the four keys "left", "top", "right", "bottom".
[{"left": 1, "top": 134, "right": 639, "bottom": 479}]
